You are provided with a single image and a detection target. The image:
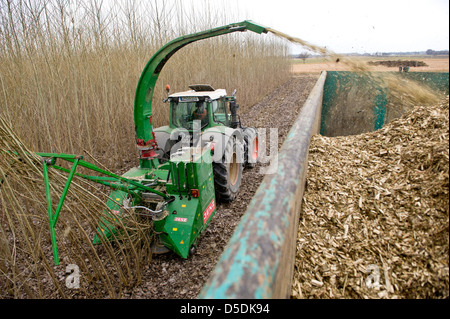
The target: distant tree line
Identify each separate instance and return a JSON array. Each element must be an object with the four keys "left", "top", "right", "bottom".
[
  {"left": 426, "top": 49, "right": 449, "bottom": 56},
  {"left": 291, "top": 50, "right": 449, "bottom": 59}
]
